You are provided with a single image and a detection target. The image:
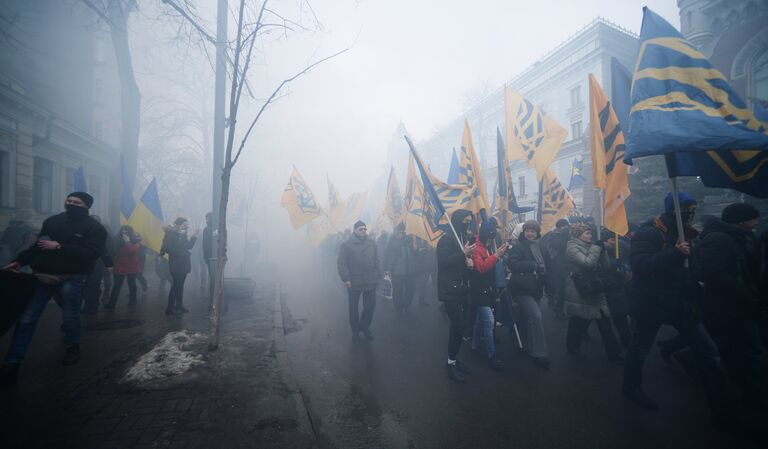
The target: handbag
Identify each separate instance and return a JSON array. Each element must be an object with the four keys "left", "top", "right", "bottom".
[
  {"left": 377, "top": 275, "right": 393, "bottom": 300},
  {"left": 571, "top": 269, "right": 622, "bottom": 297}
]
